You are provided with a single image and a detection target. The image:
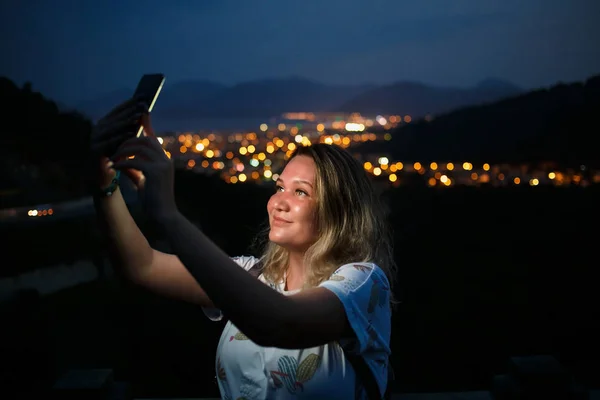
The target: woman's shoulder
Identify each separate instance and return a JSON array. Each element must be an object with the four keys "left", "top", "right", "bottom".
[
  {"left": 330, "top": 262, "right": 388, "bottom": 281},
  {"left": 321, "top": 262, "right": 390, "bottom": 294}
]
